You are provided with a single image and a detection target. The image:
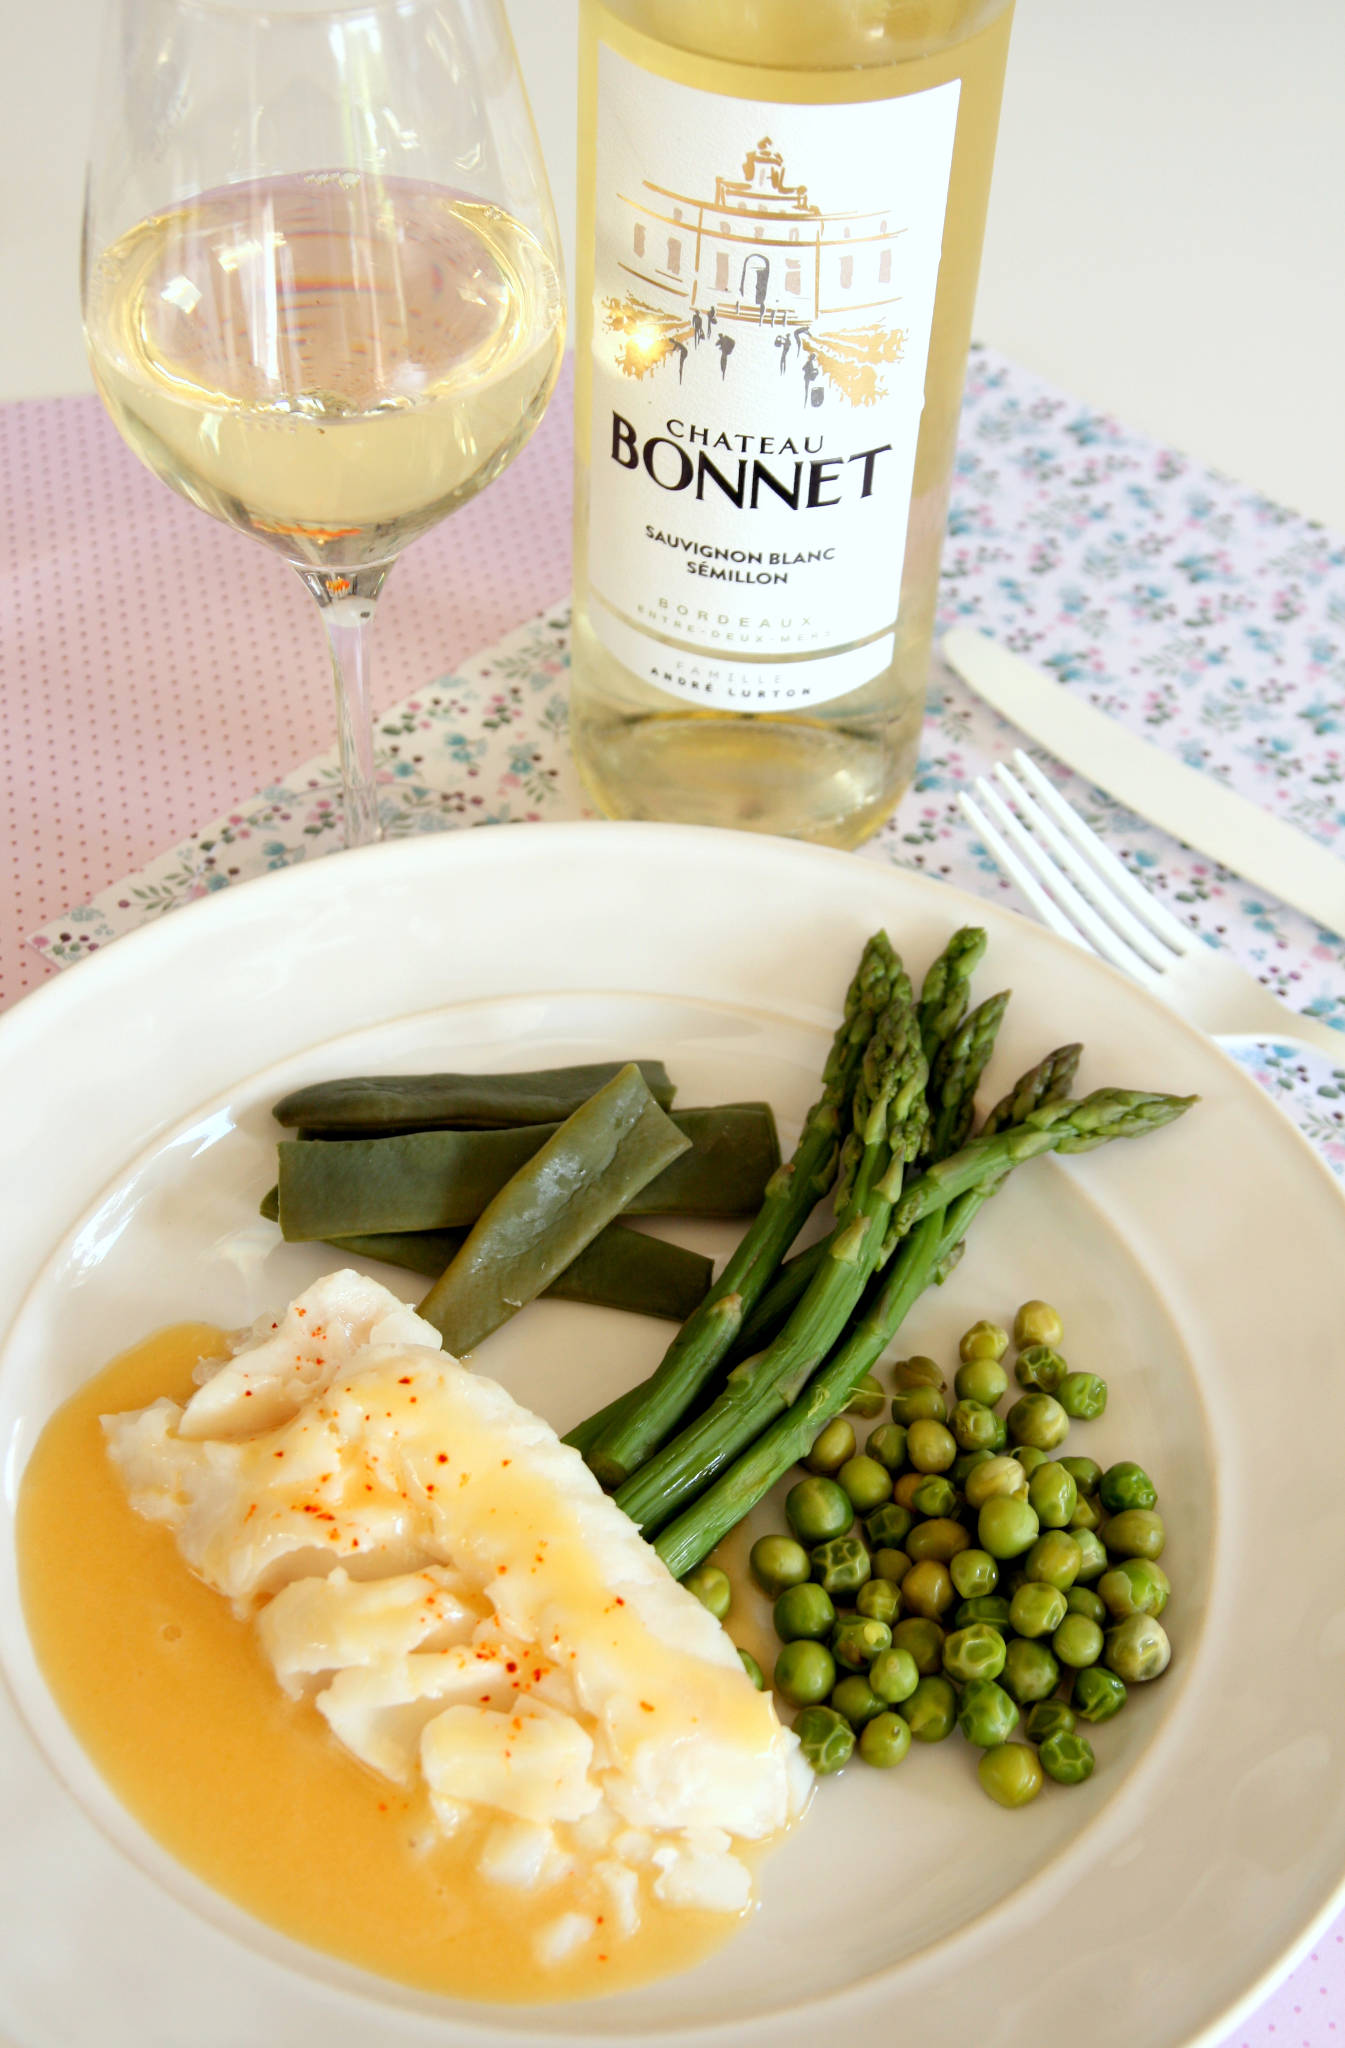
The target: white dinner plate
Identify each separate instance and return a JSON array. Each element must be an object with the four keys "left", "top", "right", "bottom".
[{"left": 1, "top": 821, "right": 1343, "bottom": 2048}]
